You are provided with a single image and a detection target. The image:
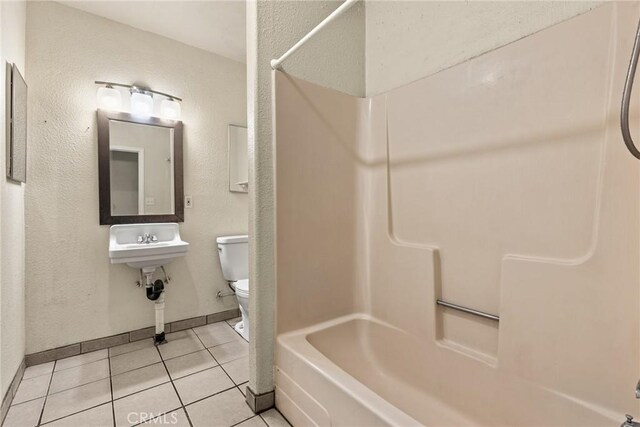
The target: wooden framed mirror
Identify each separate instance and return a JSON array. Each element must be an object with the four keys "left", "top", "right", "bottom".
[{"left": 97, "top": 110, "right": 184, "bottom": 225}]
